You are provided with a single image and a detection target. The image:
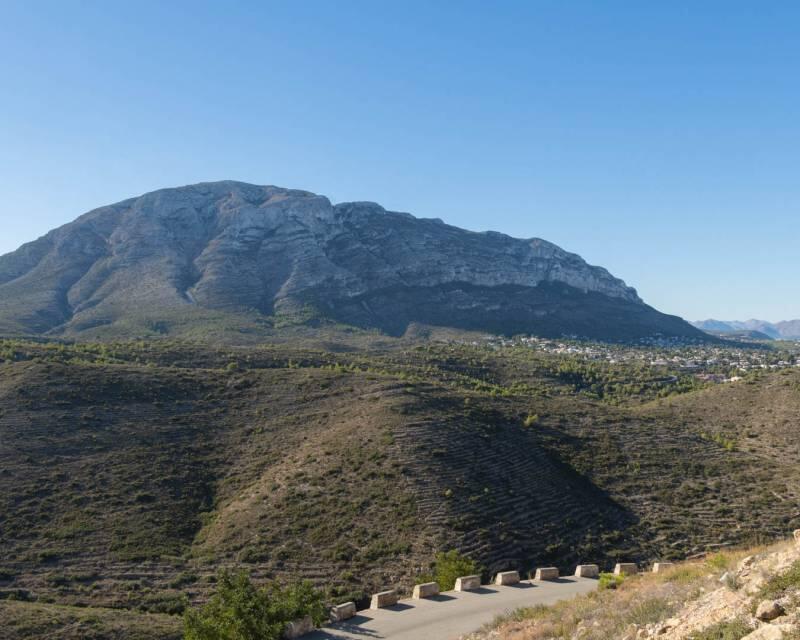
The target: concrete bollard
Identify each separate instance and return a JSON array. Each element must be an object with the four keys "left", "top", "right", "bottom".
[
  {"left": 329, "top": 602, "right": 356, "bottom": 622},
  {"left": 454, "top": 575, "right": 481, "bottom": 591},
  {"left": 283, "top": 616, "right": 314, "bottom": 639},
  {"left": 370, "top": 589, "right": 398, "bottom": 609},
  {"left": 614, "top": 563, "right": 638, "bottom": 576},
  {"left": 652, "top": 562, "right": 674, "bottom": 573},
  {"left": 412, "top": 582, "right": 440, "bottom": 599},
  {"left": 574, "top": 564, "right": 599, "bottom": 578},
  {"left": 494, "top": 571, "right": 520, "bottom": 586},
  {"left": 534, "top": 567, "right": 559, "bottom": 581}
]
